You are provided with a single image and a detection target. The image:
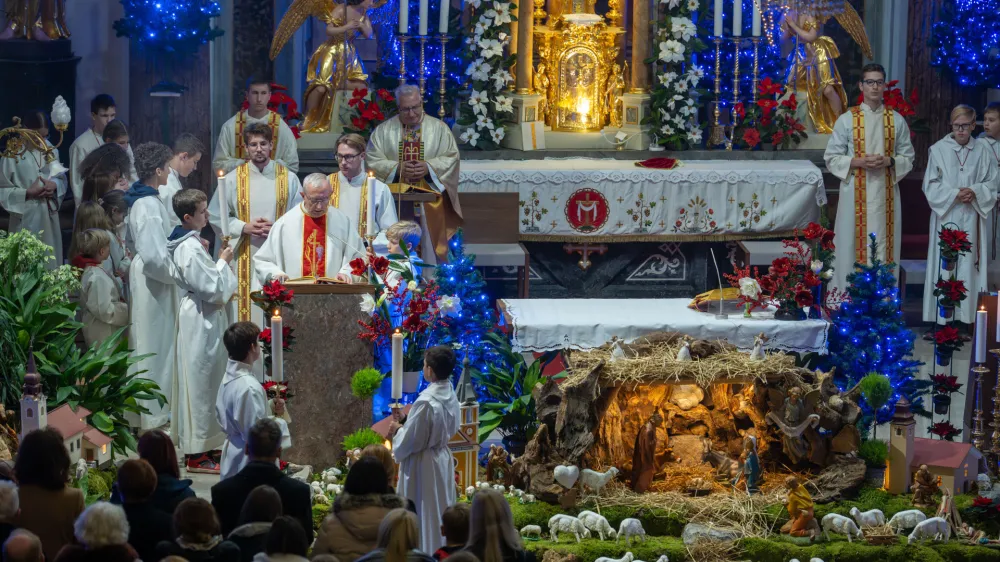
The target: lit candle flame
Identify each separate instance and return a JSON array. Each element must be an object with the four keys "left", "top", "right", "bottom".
[{"left": 217, "top": 169, "right": 224, "bottom": 178}]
